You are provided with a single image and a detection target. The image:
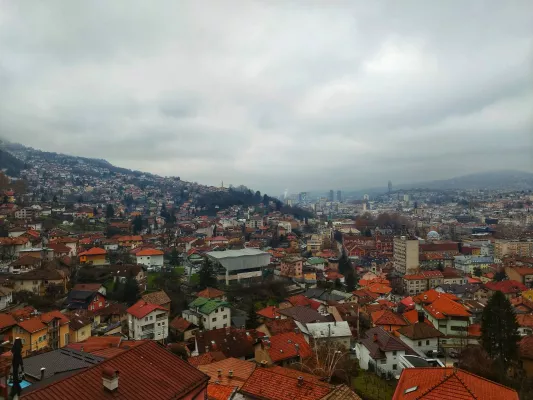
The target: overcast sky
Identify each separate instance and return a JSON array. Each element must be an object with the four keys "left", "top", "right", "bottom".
[{"left": 1, "top": 1, "right": 532, "bottom": 195}]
